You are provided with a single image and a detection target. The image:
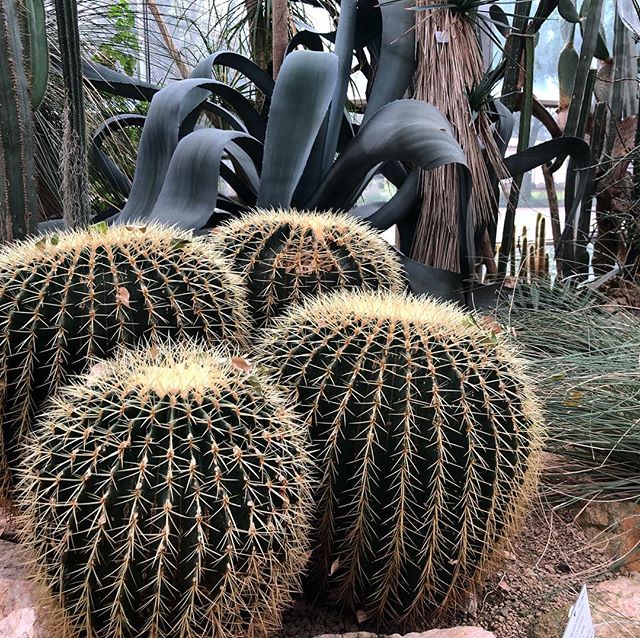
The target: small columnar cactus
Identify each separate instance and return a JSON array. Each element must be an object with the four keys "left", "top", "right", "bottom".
[
  {"left": 18, "top": 342, "right": 312, "bottom": 638},
  {"left": 0, "top": 223, "right": 249, "bottom": 489},
  {"left": 212, "top": 209, "right": 404, "bottom": 328},
  {"left": 258, "top": 290, "right": 543, "bottom": 625}
]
